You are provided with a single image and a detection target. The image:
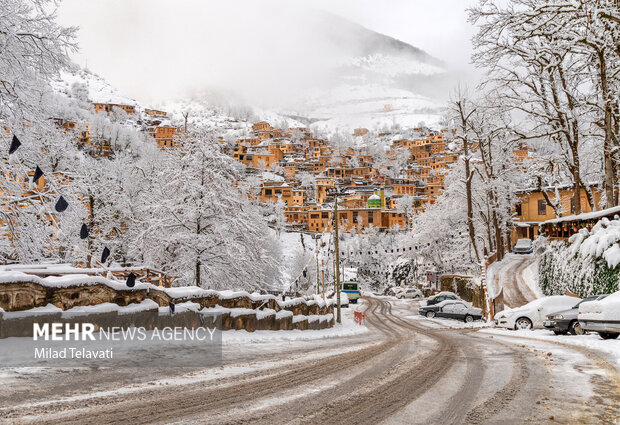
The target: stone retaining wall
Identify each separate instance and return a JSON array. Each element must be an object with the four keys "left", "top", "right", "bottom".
[
  {"left": 0, "top": 279, "right": 336, "bottom": 338},
  {"left": 0, "top": 309, "right": 334, "bottom": 338},
  {"left": 0, "top": 279, "right": 333, "bottom": 315}
]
